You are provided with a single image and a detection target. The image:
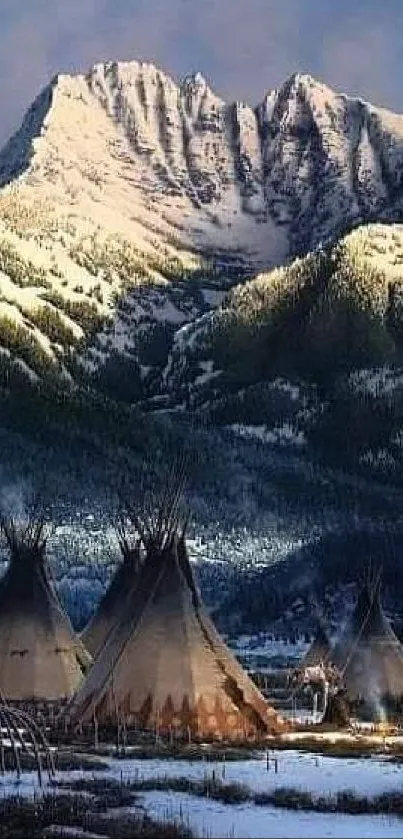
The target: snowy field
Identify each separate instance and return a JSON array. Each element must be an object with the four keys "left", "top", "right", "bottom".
[
  {"left": 230, "top": 634, "right": 309, "bottom": 664},
  {"left": 140, "top": 790, "right": 403, "bottom": 838},
  {"left": 98, "top": 750, "right": 403, "bottom": 799},
  {"left": 2, "top": 749, "right": 403, "bottom": 837}
]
